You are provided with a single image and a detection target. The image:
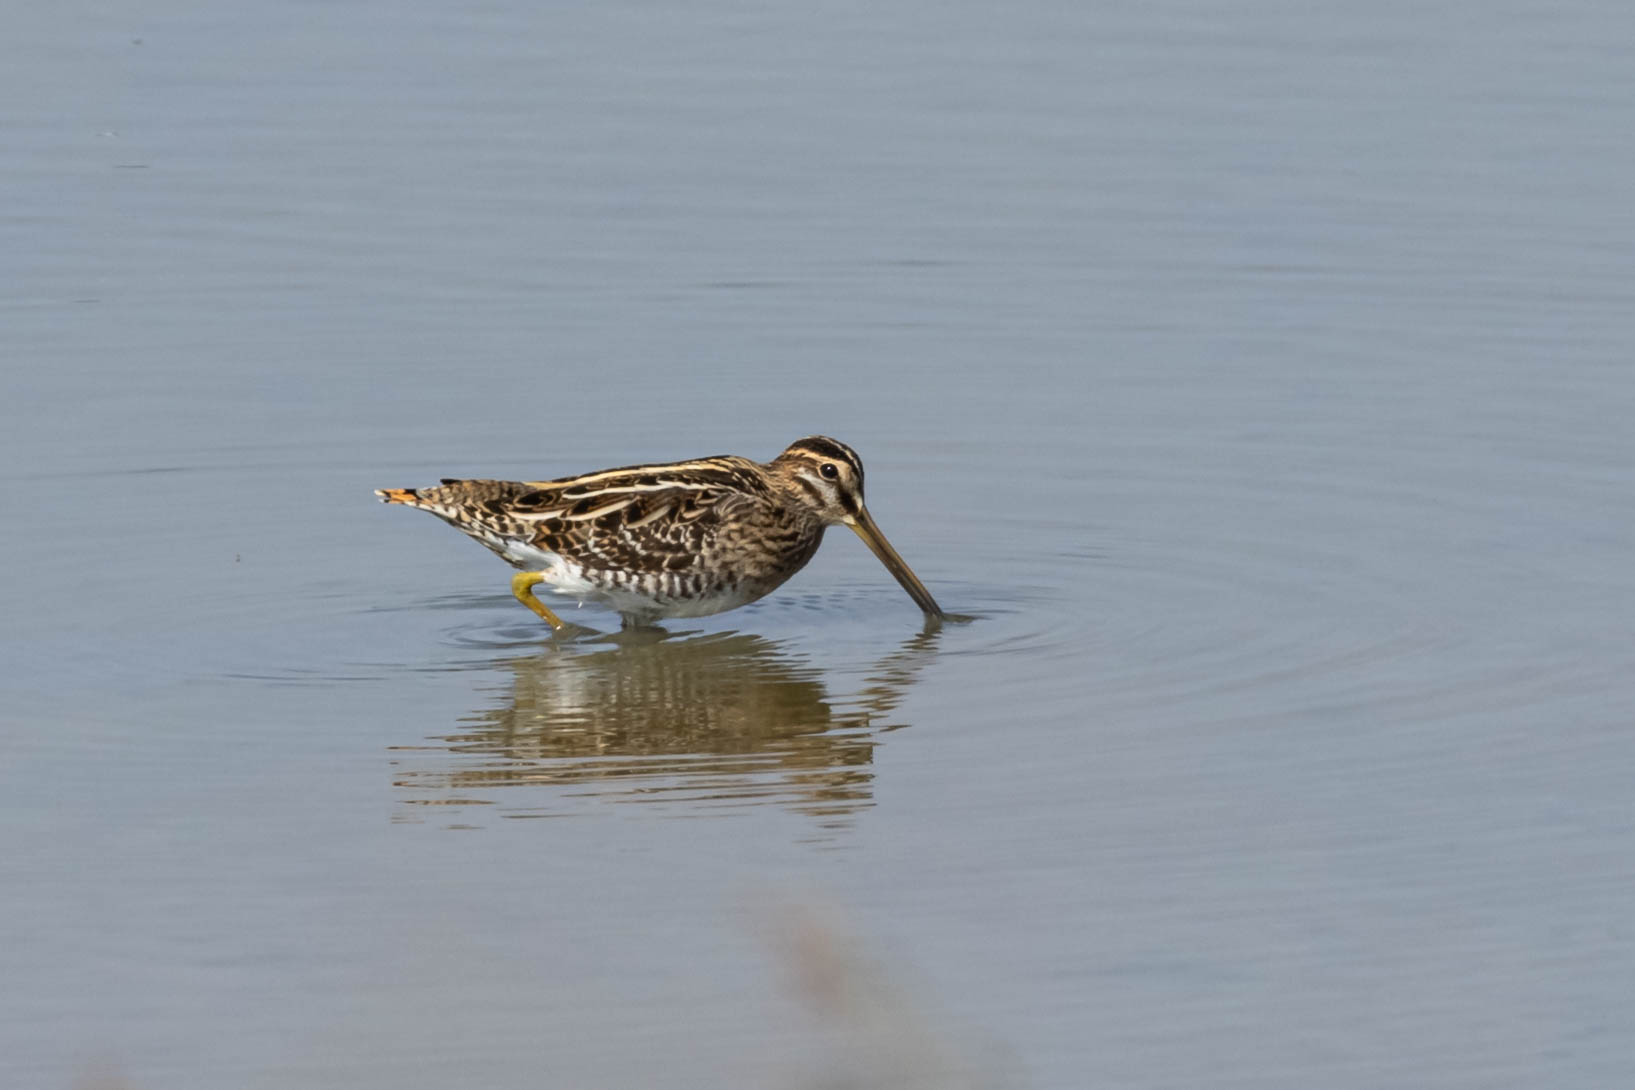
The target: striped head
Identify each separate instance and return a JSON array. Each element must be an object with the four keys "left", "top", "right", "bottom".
[
  {"left": 771, "top": 436, "right": 945, "bottom": 619},
  {"left": 772, "top": 435, "right": 867, "bottom": 525}
]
